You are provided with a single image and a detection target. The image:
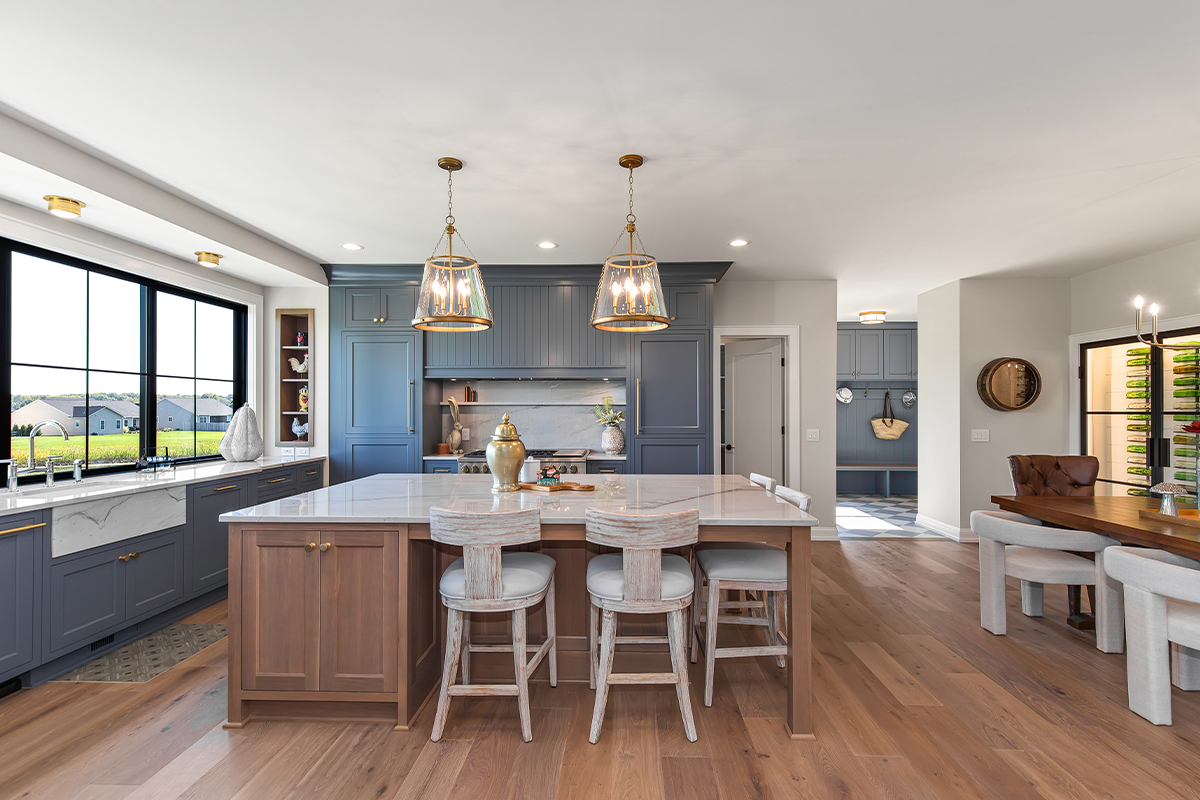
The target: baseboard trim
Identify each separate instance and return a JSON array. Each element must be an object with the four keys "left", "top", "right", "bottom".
[
  {"left": 915, "top": 514, "right": 977, "bottom": 543},
  {"left": 812, "top": 526, "right": 839, "bottom": 542}
]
